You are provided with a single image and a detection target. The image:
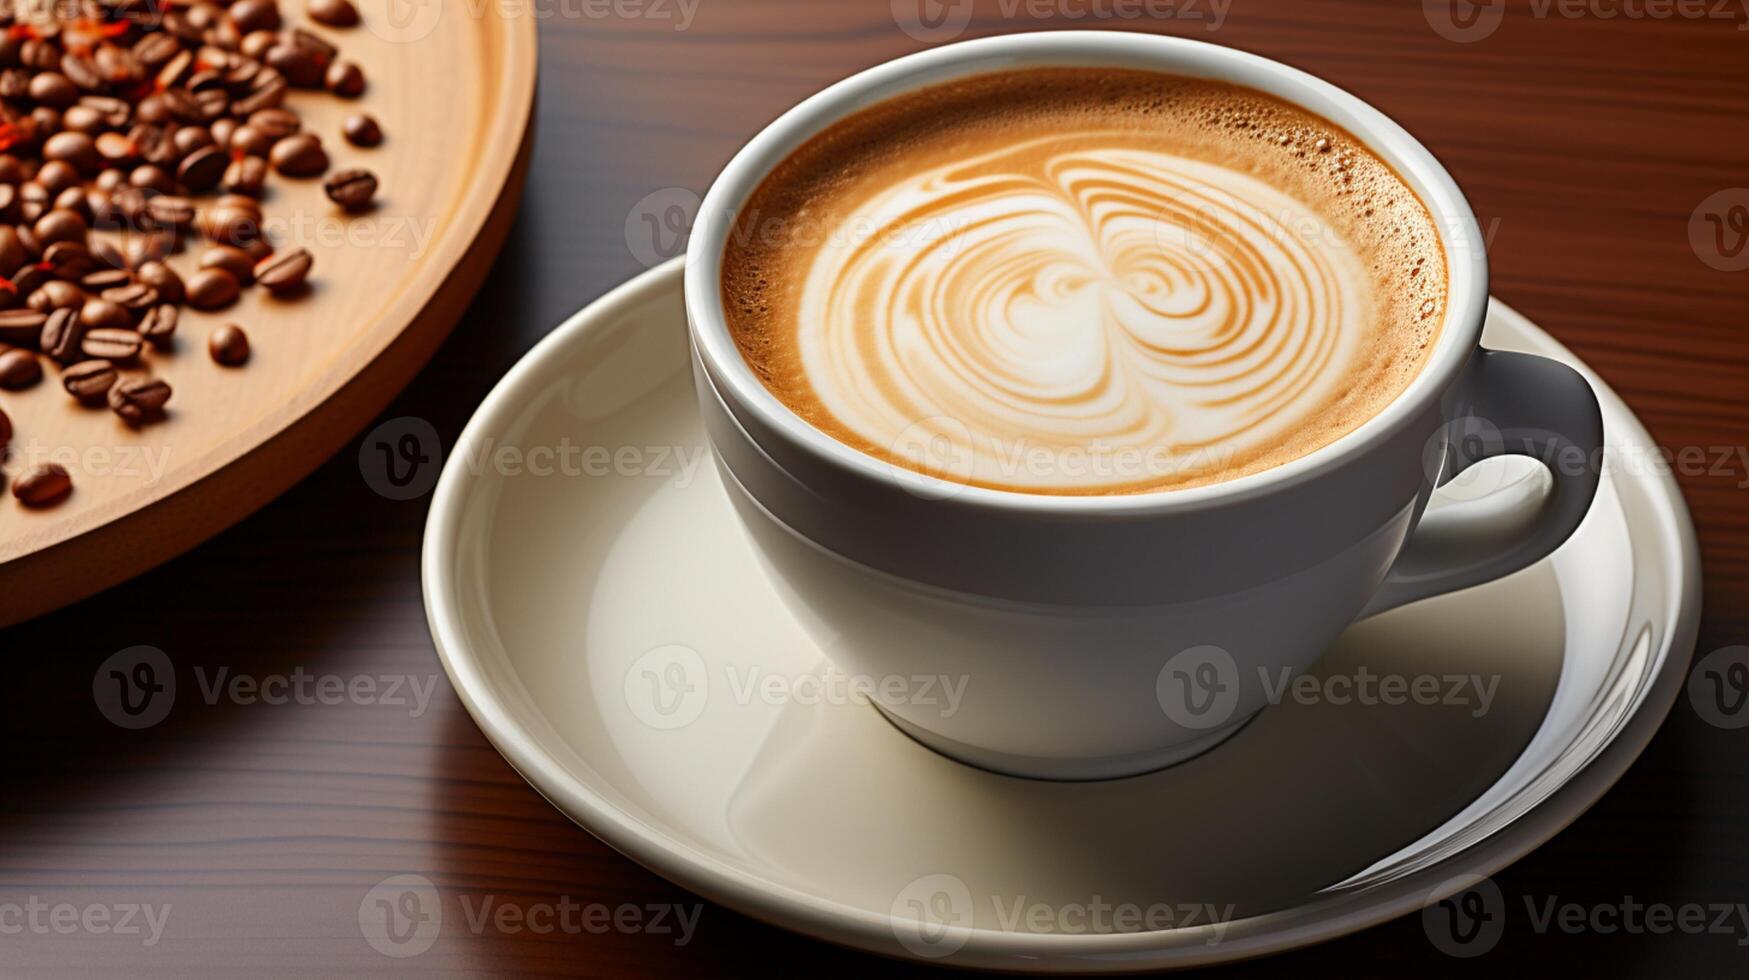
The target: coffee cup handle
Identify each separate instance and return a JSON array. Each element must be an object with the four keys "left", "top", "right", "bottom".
[{"left": 1359, "top": 348, "right": 1605, "bottom": 618}]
